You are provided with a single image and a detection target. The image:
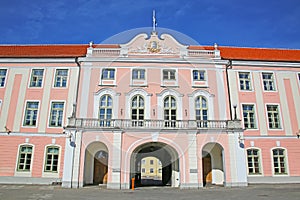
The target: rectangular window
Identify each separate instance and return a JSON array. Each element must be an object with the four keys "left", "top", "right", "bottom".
[
  {"left": 242, "top": 104, "right": 256, "bottom": 129},
  {"left": 239, "top": 72, "right": 251, "bottom": 91},
  {"left": 267, "top": 105, "right": 281, "bottom": 129},
  {"left": 44, "top": 147, "right": 59, "bottom": 172},
  {"left": 132, "top": 69, "right": 145, "bottom": 80},
  {"left": 193, "top": 70, "right": 205, "bottom": 81},
  {"left": 102, "top": 69, "right": 115, "bottom": 80},
  {"left": 54, "top": 69, "right": 68, "bottom": 87},
  {"left": 163, "top": 69, "right": 176, "bottom": 80},
  {"left": 262, "top": 72, "right": 275, "bottom": 91},
  {"left": 150, "top": 168, "right": 154, "bottom": 173},
  {"left": 150, "top": 160, "right": 154, "bottom": 165},
  {"left": 247, "top": 149, "right": 261, "bottom": 175},
  {"left": 23, "top": 102, "right": 39, "bottom": 126},
  {"left": 17, "top": 145, "right": 32, "bottom": 171},
  {"left": 273, "top": 148, "right": 287, "bottom": 175},
  {"left": 141, "top": 168, "right": 146, "bottom": 173},
  {"left": 0, "top": 69, "right": 7, "bottom": 87},
  {"left": 30, "top": 69, "right": 44, "bottom": 87},
  {"left": 49, "top": 102, "right": 64, "bottom": 127}
]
